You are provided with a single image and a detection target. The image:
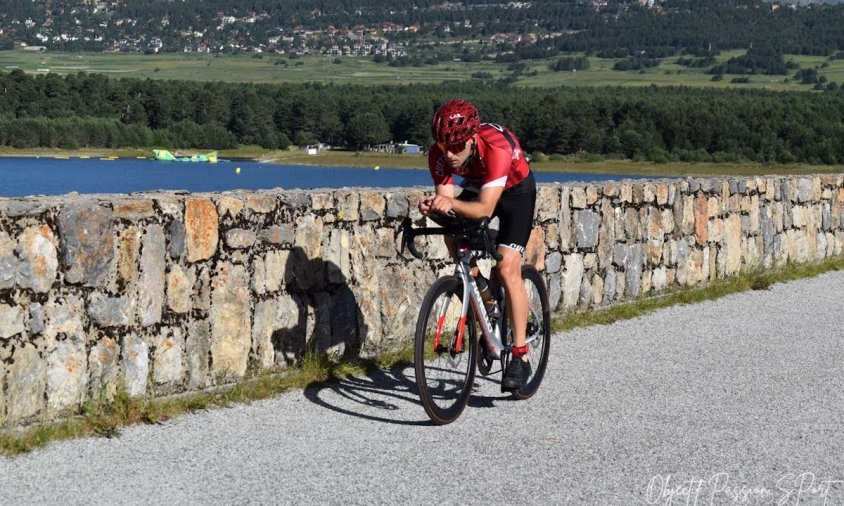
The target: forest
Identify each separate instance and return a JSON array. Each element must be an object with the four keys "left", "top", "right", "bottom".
[{"left": 1, "top": 70, "right": 843, "bottom": 164}]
